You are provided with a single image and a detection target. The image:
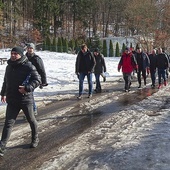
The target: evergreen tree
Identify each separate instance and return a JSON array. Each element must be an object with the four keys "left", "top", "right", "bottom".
[
  {"left": 63, "top": 38, "right": 68, "bottom": 53},
  {"left": 57, "top": 37, "right": 63, "bottom": 52},
  {"left": 102, "top": 39, "right": 107, "bottom": 57},
  {"left": 109, "top": 40, "right": 114, "bottom": 57},
  {"left": 122, "top": 43, "right": 126, "bottom": 54},
  {"left": 52, "top": 37, "right": 57, "bottom": 52},
  {"left": 46, "top": 36, "right": 51, "bottom": 51},
  {"left": 115, "top": 42, "right": 120, "bottom": 57},
  {"left": 69, "top": 39, "right": 75, "bottom": 51}
]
